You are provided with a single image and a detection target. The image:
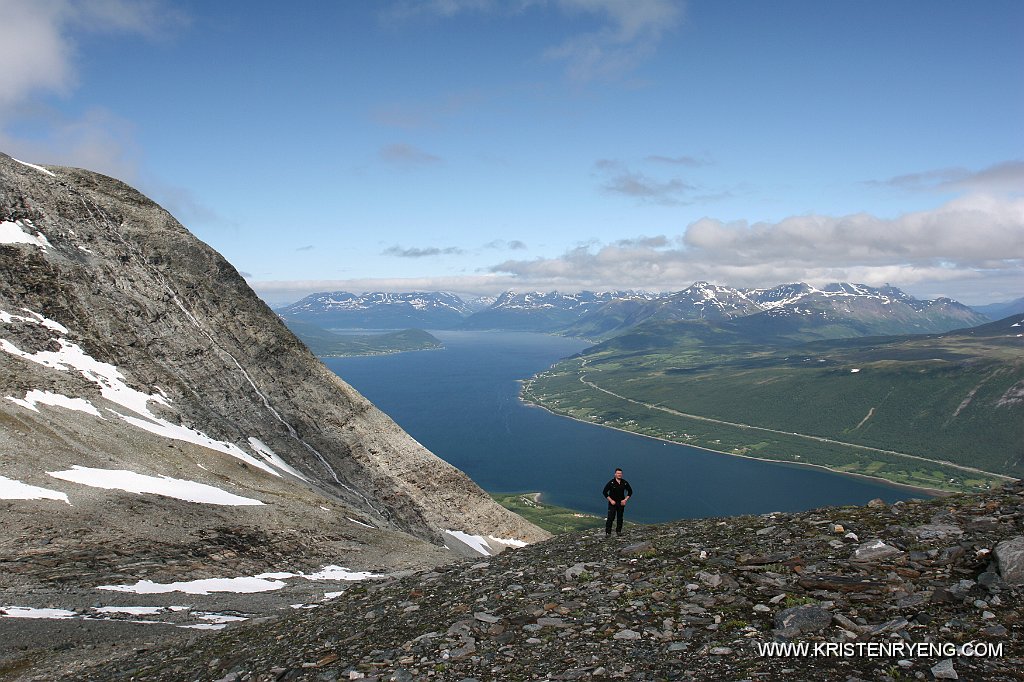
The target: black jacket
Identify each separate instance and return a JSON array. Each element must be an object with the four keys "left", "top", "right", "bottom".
[{"left": 603, "top": 477, "right": 632, "bottom": 502}]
